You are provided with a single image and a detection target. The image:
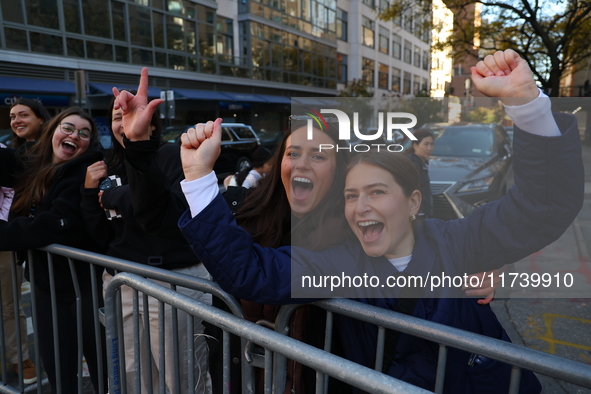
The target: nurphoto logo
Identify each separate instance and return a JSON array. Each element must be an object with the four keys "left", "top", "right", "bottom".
[{"left": 305, "top": 109, "right": 418, "bottom": 153}]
